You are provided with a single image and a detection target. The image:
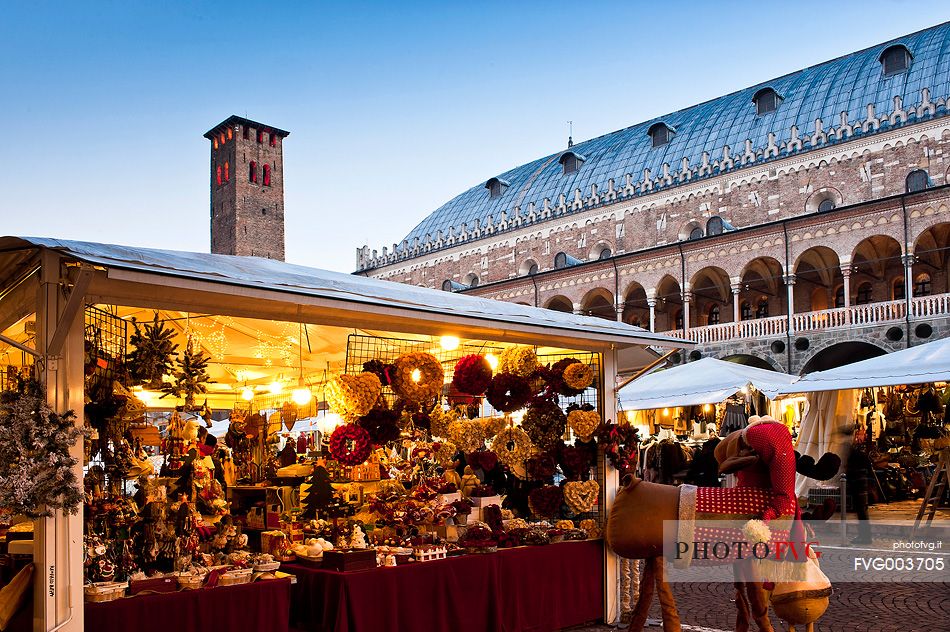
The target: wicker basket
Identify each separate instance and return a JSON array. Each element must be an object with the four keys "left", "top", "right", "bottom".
[
  {"left": 84, "top": 582, "right": 127, "bottom": 603},
  {"left": 252, "top": 561, "right": 281, "bottom": 573},
  {"left": 219, "top": 568, "right": 254, "bottom": 586},
  {"left": 176, "top": 573, "right": 205, "bottom": 590}
]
